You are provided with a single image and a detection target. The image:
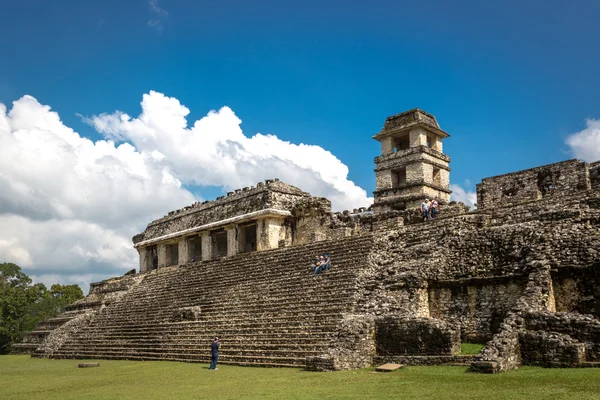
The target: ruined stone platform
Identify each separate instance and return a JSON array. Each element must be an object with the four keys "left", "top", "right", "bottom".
[
  {"left": 375, "top": 363, "right": 403, "bottom": 372},
  {"left": 78, "top": 363, "right": 100, "bottom": 368}
]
